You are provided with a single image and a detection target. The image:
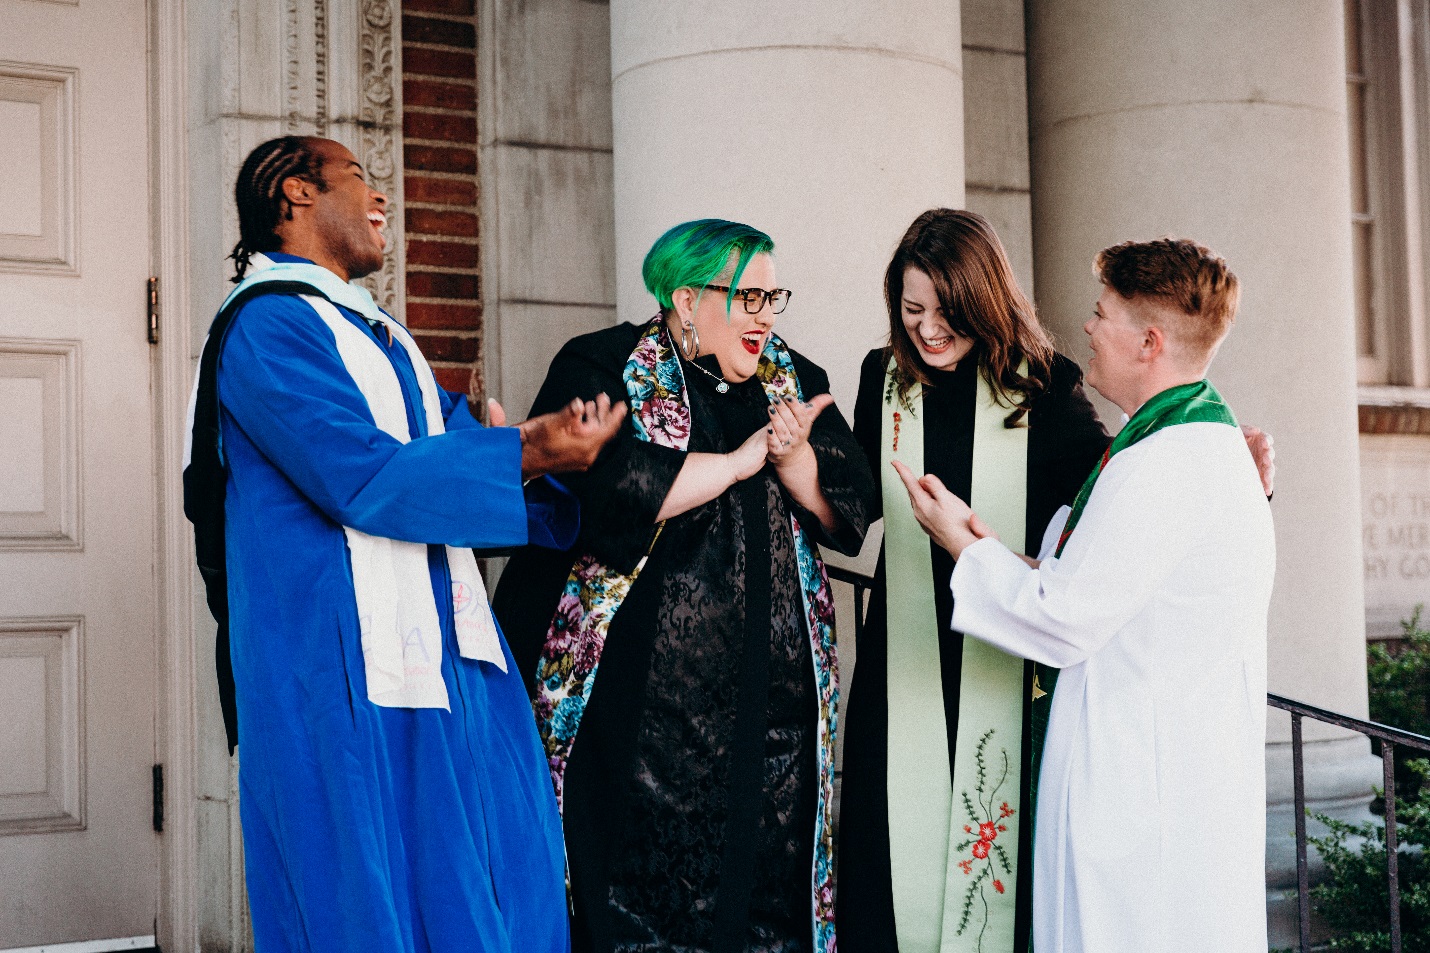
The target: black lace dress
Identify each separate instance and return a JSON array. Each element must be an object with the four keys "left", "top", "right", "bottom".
[{"left": 493, "top": 323, "right": 875, "bottom": 953}]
